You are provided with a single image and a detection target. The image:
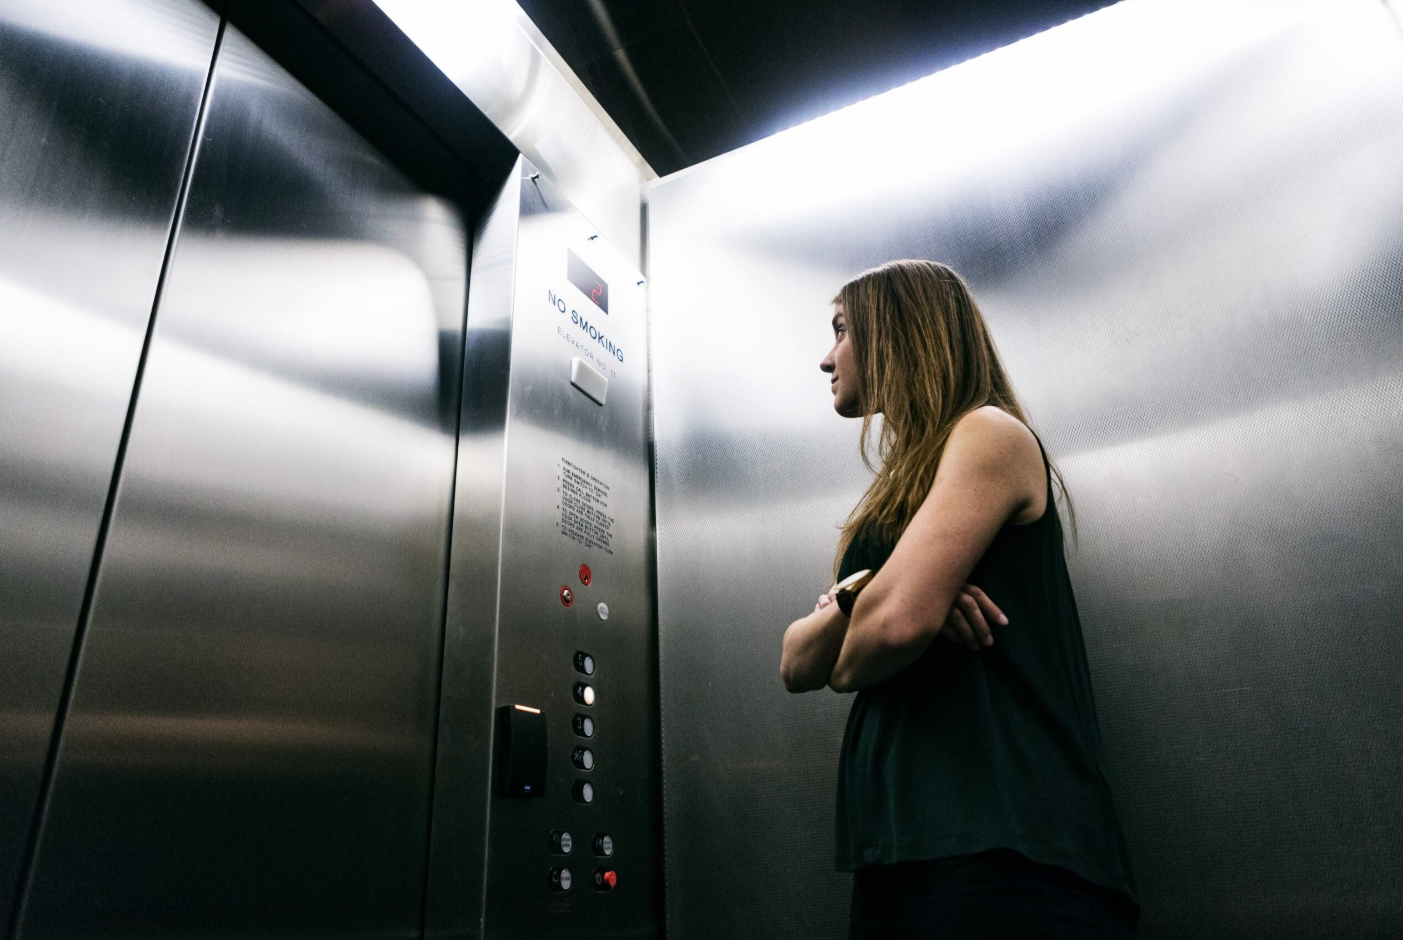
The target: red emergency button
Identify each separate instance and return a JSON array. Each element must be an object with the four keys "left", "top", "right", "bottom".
[
  {"left": 559, "top": 585, "right": 574, "bottom": 607},
  {"left": 579, "top": 564, "right": 592, "bottom": 586},
  {"left": 593, "top": 868, "right": 617, "bottom": 891}
]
